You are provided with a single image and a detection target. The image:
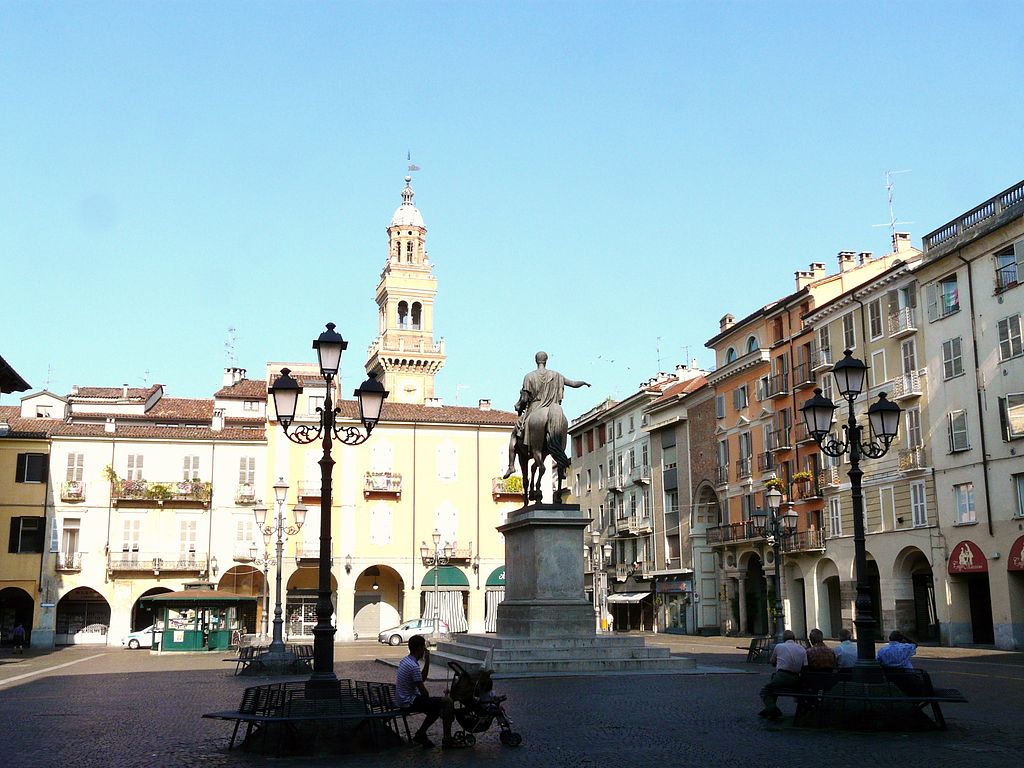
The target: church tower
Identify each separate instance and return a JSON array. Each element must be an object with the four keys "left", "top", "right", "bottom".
[{"left": 365, "top": 176, "right": 446, "bottom": 404}]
